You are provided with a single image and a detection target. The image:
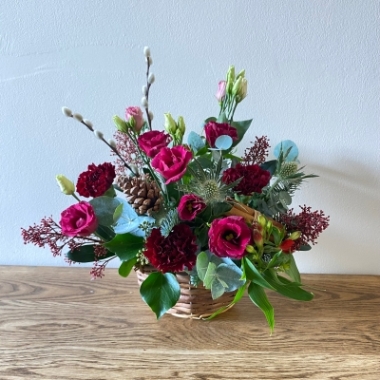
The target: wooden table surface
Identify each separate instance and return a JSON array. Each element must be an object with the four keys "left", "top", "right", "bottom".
[{"left": 0, "top": 266, "right": 379, "bottom": 380}]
